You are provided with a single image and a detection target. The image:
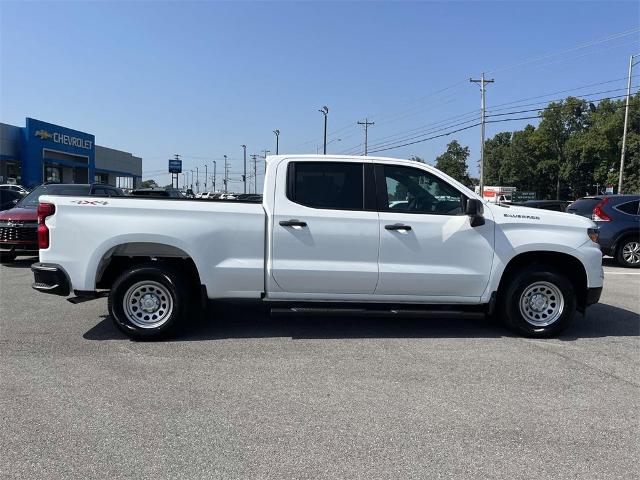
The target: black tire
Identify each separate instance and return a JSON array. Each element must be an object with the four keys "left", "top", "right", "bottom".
[
  {"left": 0, "top": 252, "right": 16, "bottom": 263},
  {"left": 108, "top": 262, "right": 192, "bottom": 340},
  {"left": 500, "top": 265, "right": 577, "bottom": 337},
  {"left": 615, "top": 237, "right": 640, "bottom": 268}
]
